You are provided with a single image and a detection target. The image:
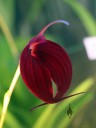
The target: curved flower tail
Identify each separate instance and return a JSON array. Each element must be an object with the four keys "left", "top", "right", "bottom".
[{"left": 38, "top": 20, "right": 70, "bottom": 36}]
